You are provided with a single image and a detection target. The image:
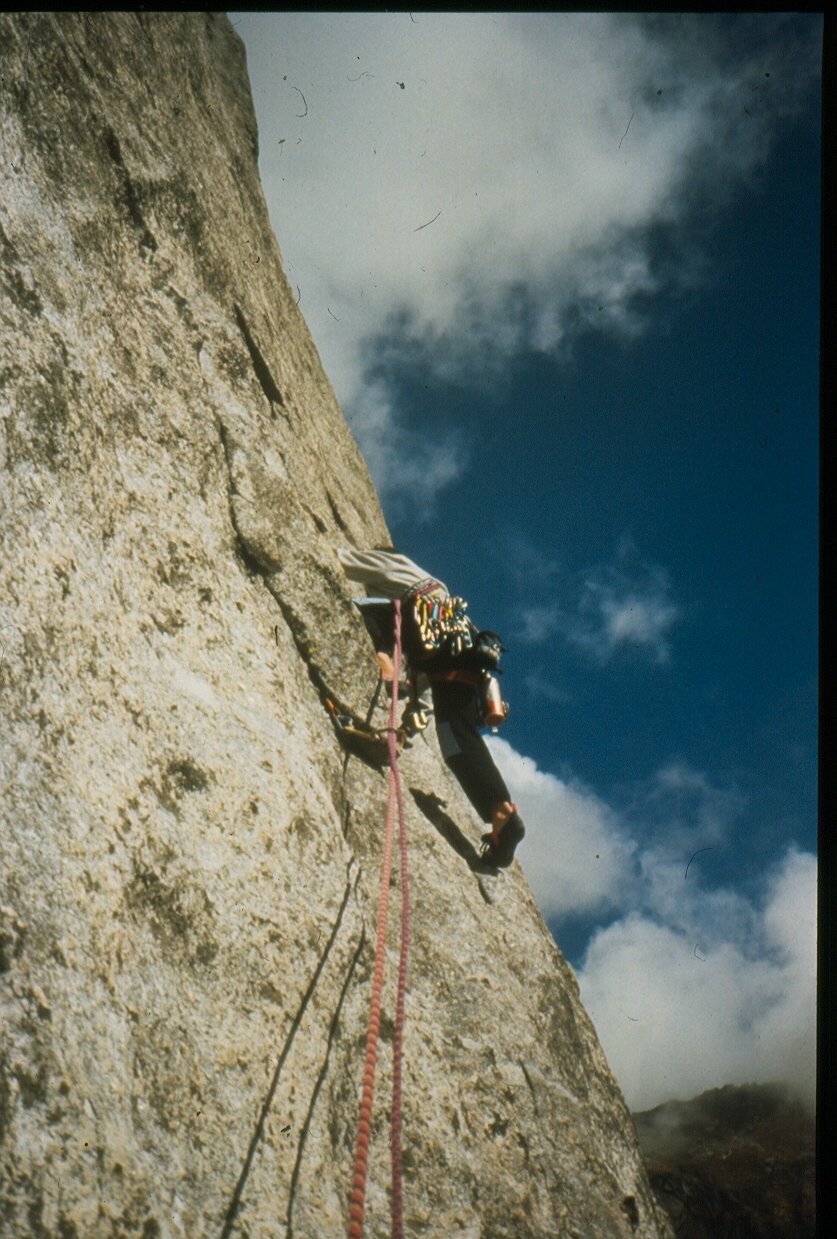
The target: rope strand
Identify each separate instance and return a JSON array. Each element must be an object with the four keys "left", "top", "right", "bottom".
[
  {"left": 347, "top": 600, "right": 410, "bottom": 1239},
  {"left": 389, "top": 751, "right": 409, "bottom": 1237},
  {"left": 346, "top": 776, "right": 396, "bottom": 1239},
  {"left": 388, "top": 603, "right": 409, "bottom": 1239}
]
